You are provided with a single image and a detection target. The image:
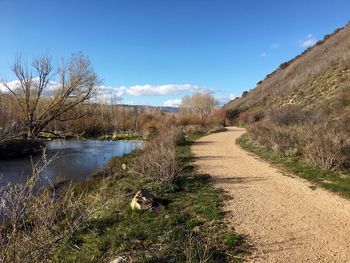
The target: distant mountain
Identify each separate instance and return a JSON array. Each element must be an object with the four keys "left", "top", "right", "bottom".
[{"left": 225, "top": 22, "right": 350, "bottom": 119}]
